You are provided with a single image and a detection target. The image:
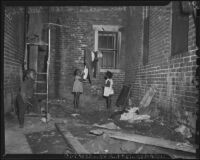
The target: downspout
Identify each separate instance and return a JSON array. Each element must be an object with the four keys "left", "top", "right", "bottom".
[{"left": 23, "top": 7, "right": 28, "bottom": 80}]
